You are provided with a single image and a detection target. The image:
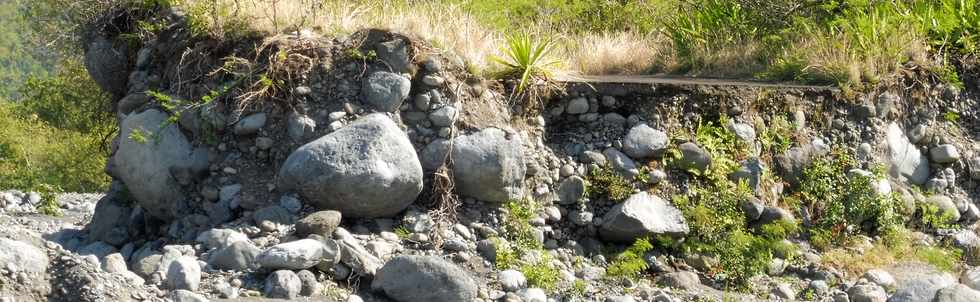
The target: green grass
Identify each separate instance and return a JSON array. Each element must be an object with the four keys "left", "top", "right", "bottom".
[
  {"left": 491, "top": 31, "right": 560, "bottom": 93},
  {"left": 493, "top": 199, "right": 561, "bottom": 291},
  {"left": 586, "top": 165, "right": 634, "bottom": 202},
  {"left": 605, "top": 237, "right": 654, "bottom": 280}
]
